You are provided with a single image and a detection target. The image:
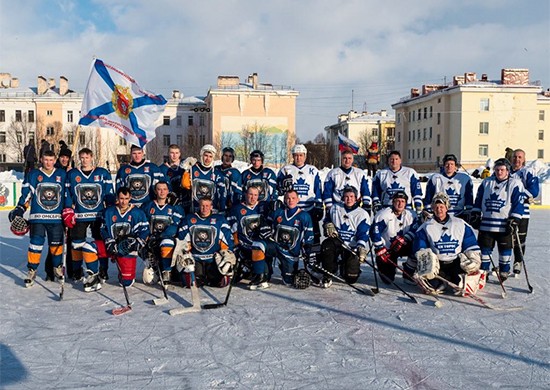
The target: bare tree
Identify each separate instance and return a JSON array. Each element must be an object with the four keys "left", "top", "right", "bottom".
[{"left": 5, "top": 113, "right": 36, "bottom": 162}]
